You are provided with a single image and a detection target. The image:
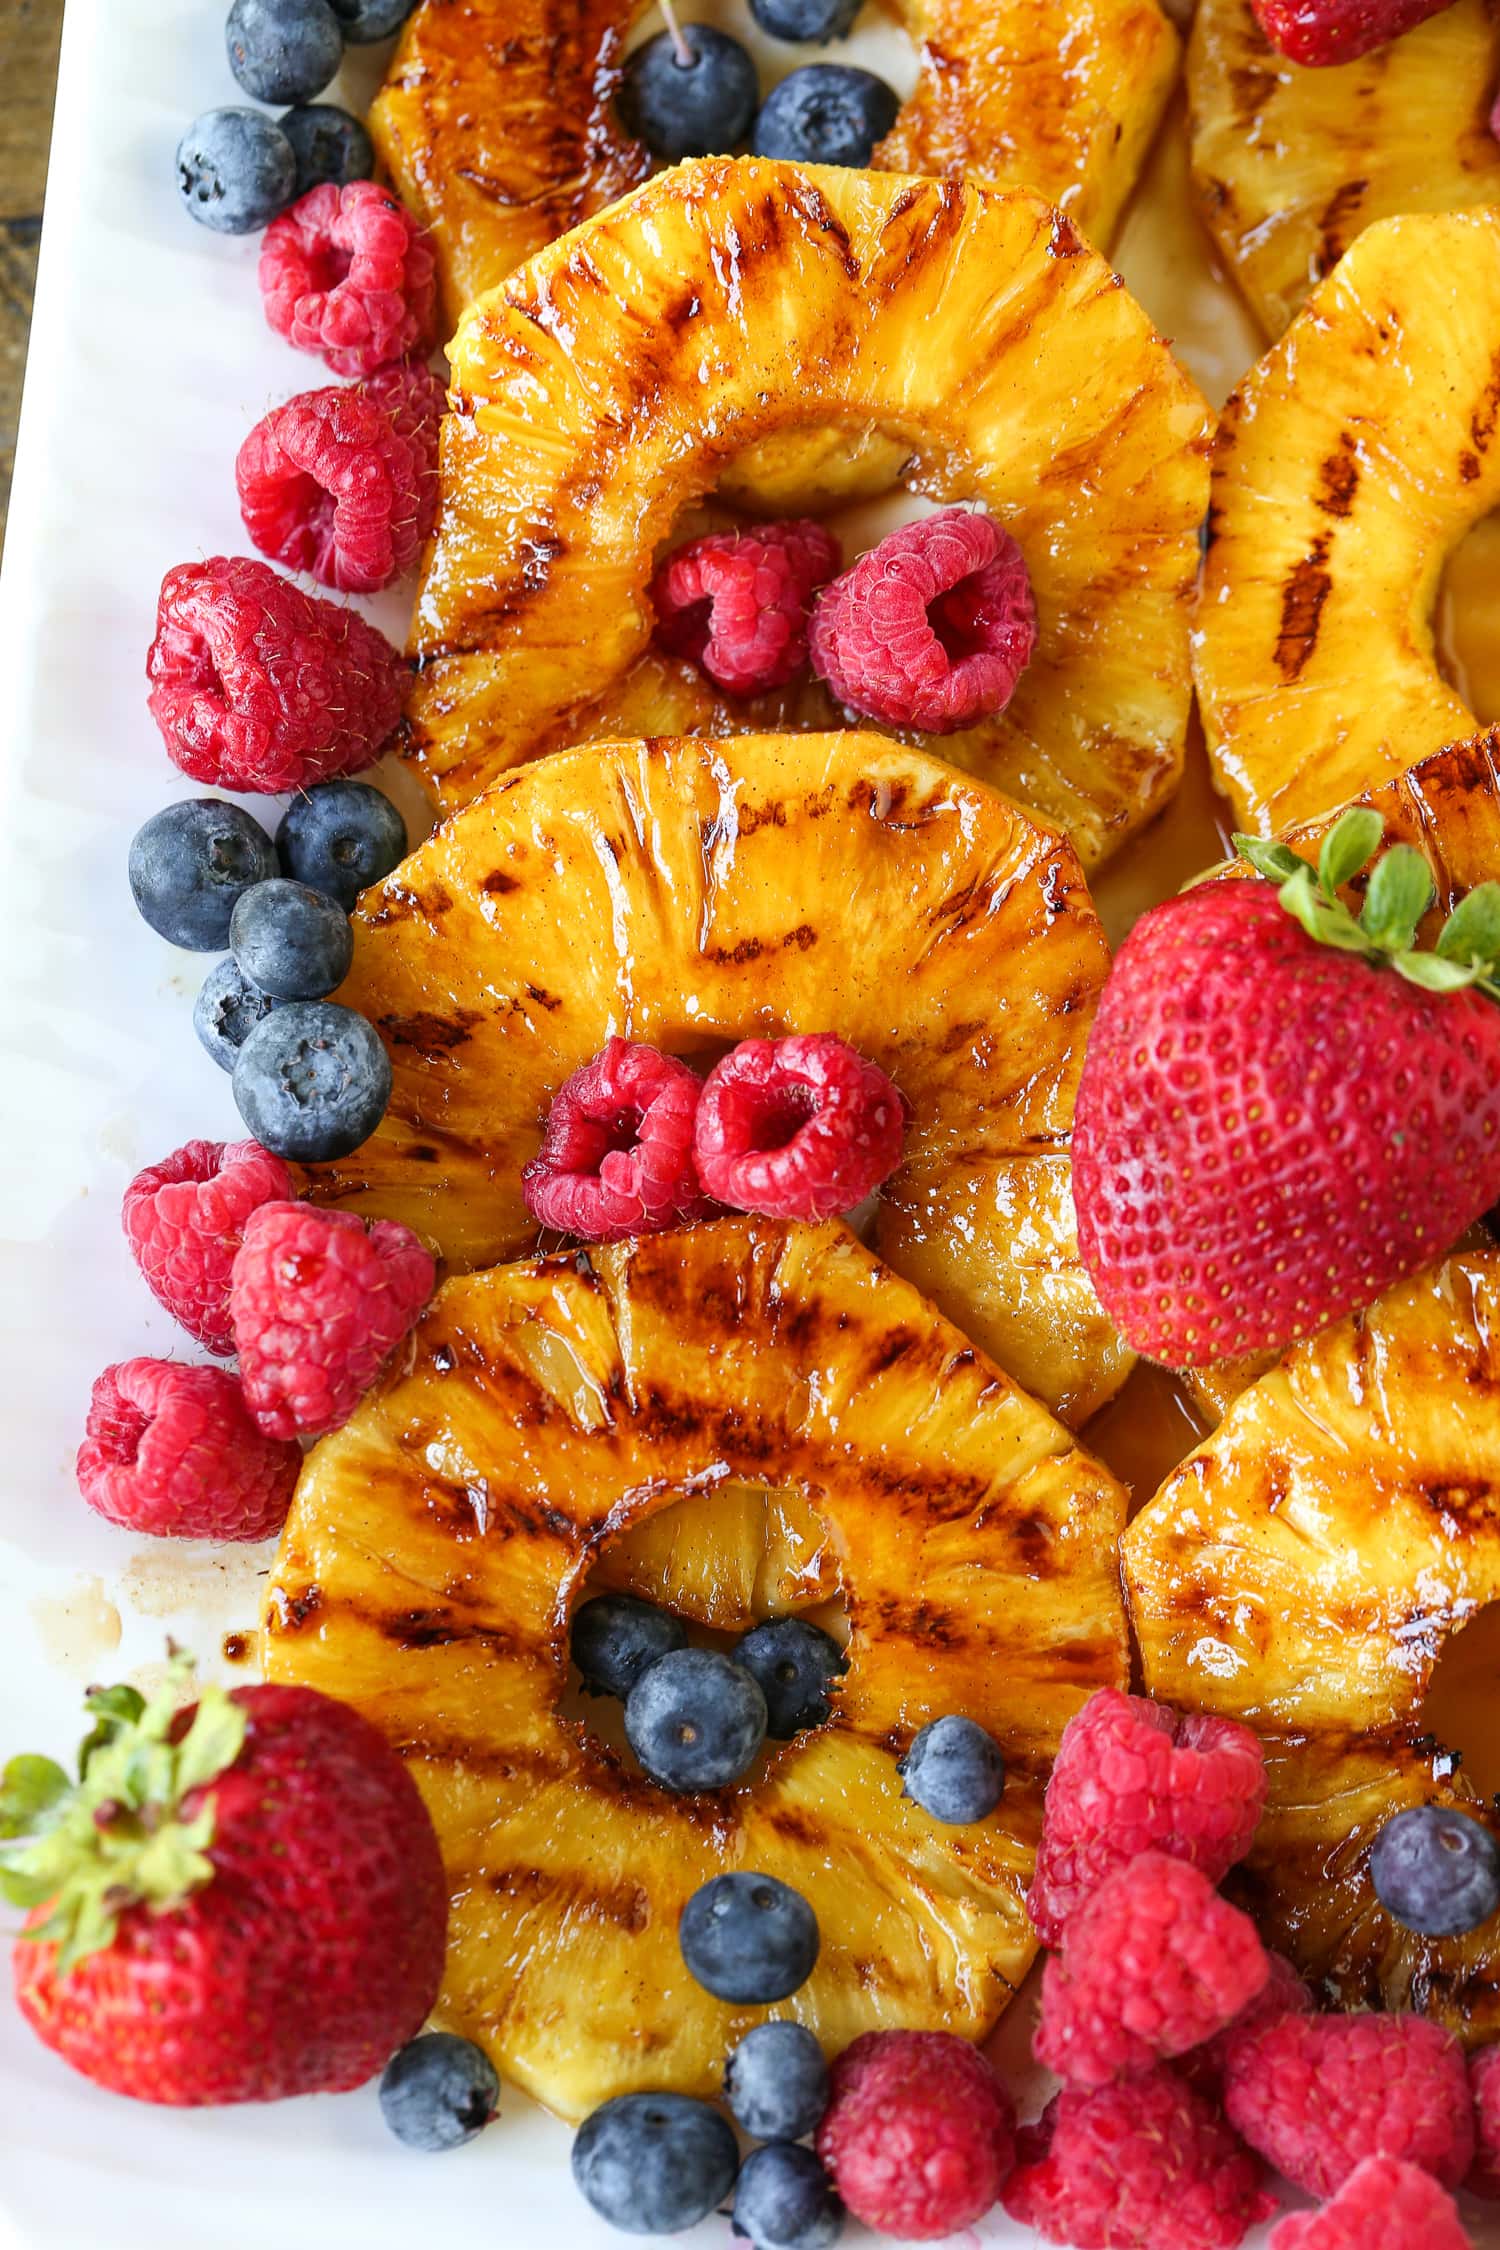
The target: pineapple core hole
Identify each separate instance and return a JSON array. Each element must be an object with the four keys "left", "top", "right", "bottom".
[
  {"left": 1436, "top": 512, "right": 1500, "bottom": 727},
  {"left": 1418, "top": 1601, "right": 1500, "bottom": 1801}
]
